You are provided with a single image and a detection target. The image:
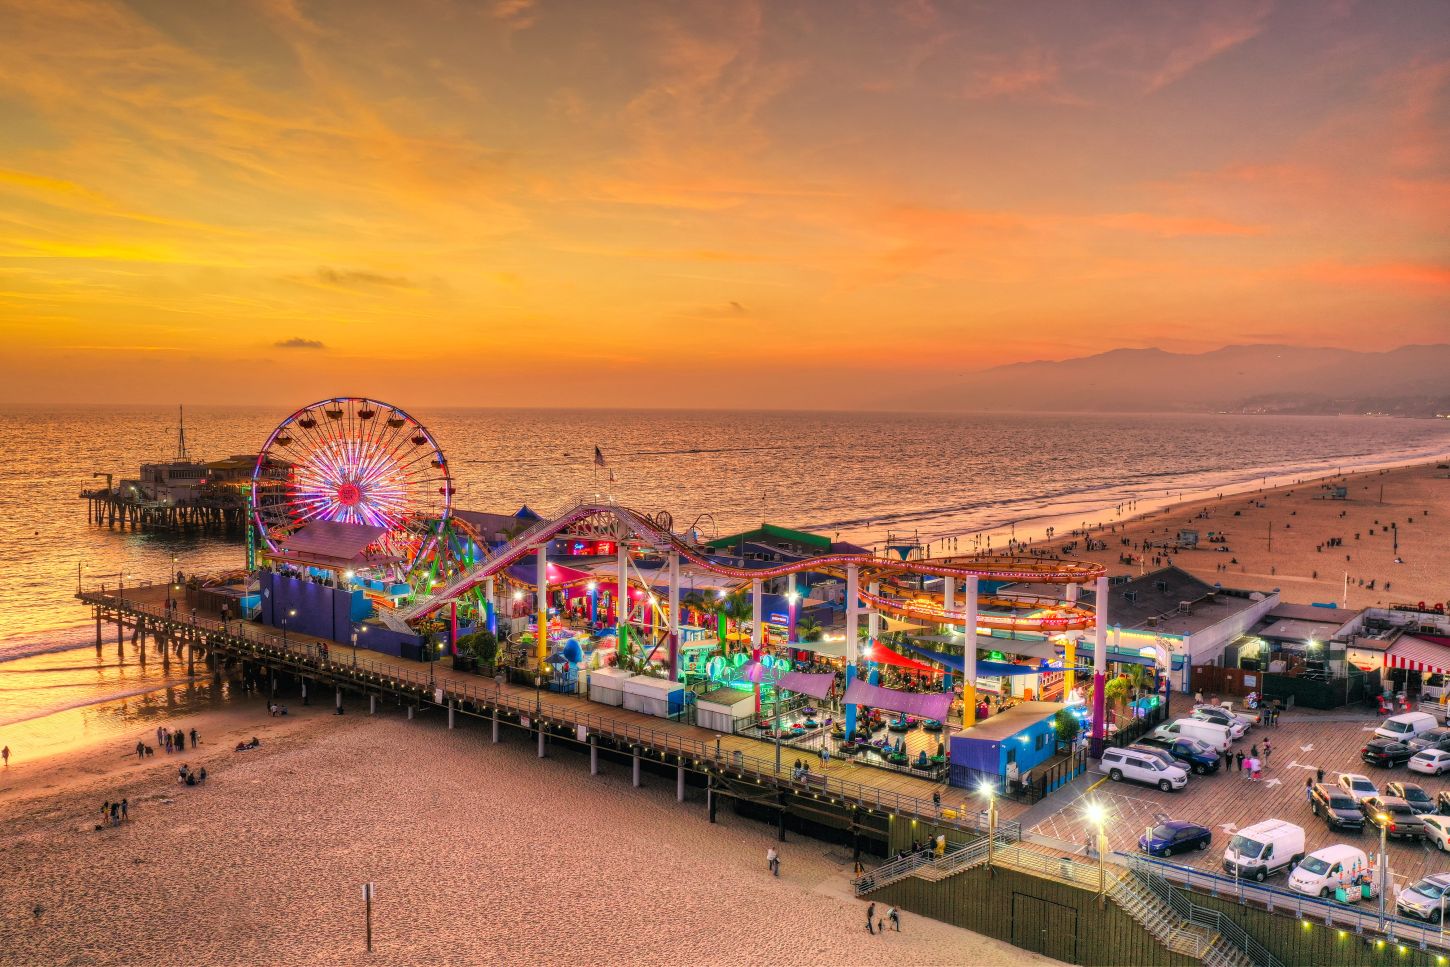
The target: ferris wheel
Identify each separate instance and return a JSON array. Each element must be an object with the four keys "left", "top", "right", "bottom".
[{"left": 251, "top": 397, "right": 452, "bottom": 574}]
